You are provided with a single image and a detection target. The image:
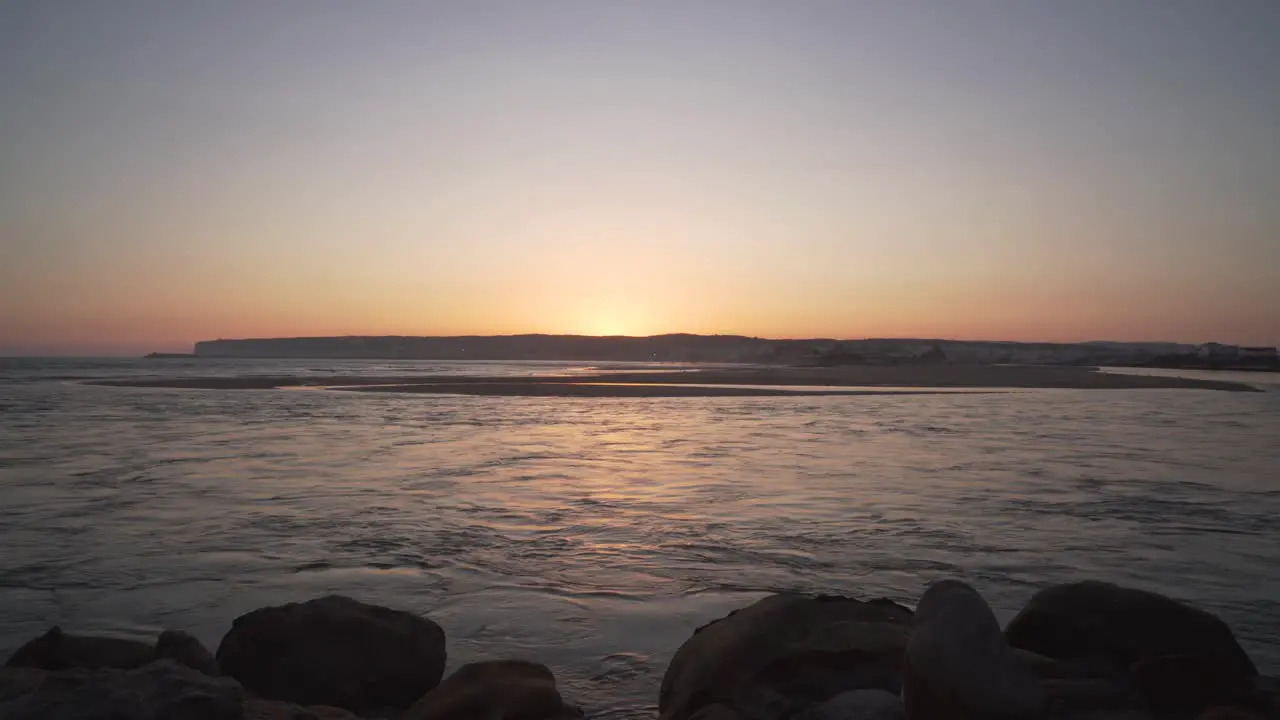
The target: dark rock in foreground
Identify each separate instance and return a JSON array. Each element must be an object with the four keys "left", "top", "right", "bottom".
[
  {"left": 1, "top": 583, "right": 1273, "bottom": 720},
  {"left": 1006, "top": 581, "right": 1260, "bottom": 713},
  {"left": 0, "top": 659, "right": 244, "bottom": 719},
  {"left": 4, "top": 626, "right": 155, "bottom": 671},
  {"left": 216, "top": 594, "right": 446, "bottom": 715},
  {"left": 403, "top": 659, "right": 582, "bottom": 720},
  {"left": 1198, "top": 707, "right": 1267, "bottom": 720},
  {"left": 1006, "top": 581, "right": 1257, "bottom": 676},
  {"left": 659, "top": 593, "right": 914, "bottom": 720},
  {"left": 794, "top": 689, "right": 904, "bottom": 720},
  {"left": 4, "top": 626, "right": 219, "bottom": 677},
  {"left": 244, "top": 698, "right": 362, "bottom": 719},
  {"left": 904, "top": 580, "right": 1043, "bottom": 718},
  {"left": 156, "top": 629, "right": 220, "bottom": 676}
]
